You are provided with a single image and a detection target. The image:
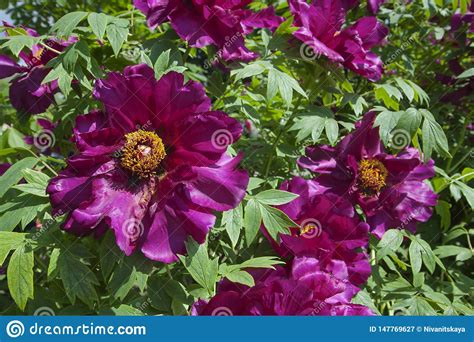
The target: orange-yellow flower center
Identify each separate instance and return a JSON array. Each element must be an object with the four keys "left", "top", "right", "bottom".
[
  {"left": 300, "top": 223, "right": 318, "bottom": 236},
  {"left": 120, "top": 130, "right": 166, "bottom": 179},
  {"left": 358, "top": 159, "right": 388, "bottom": 194}
]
